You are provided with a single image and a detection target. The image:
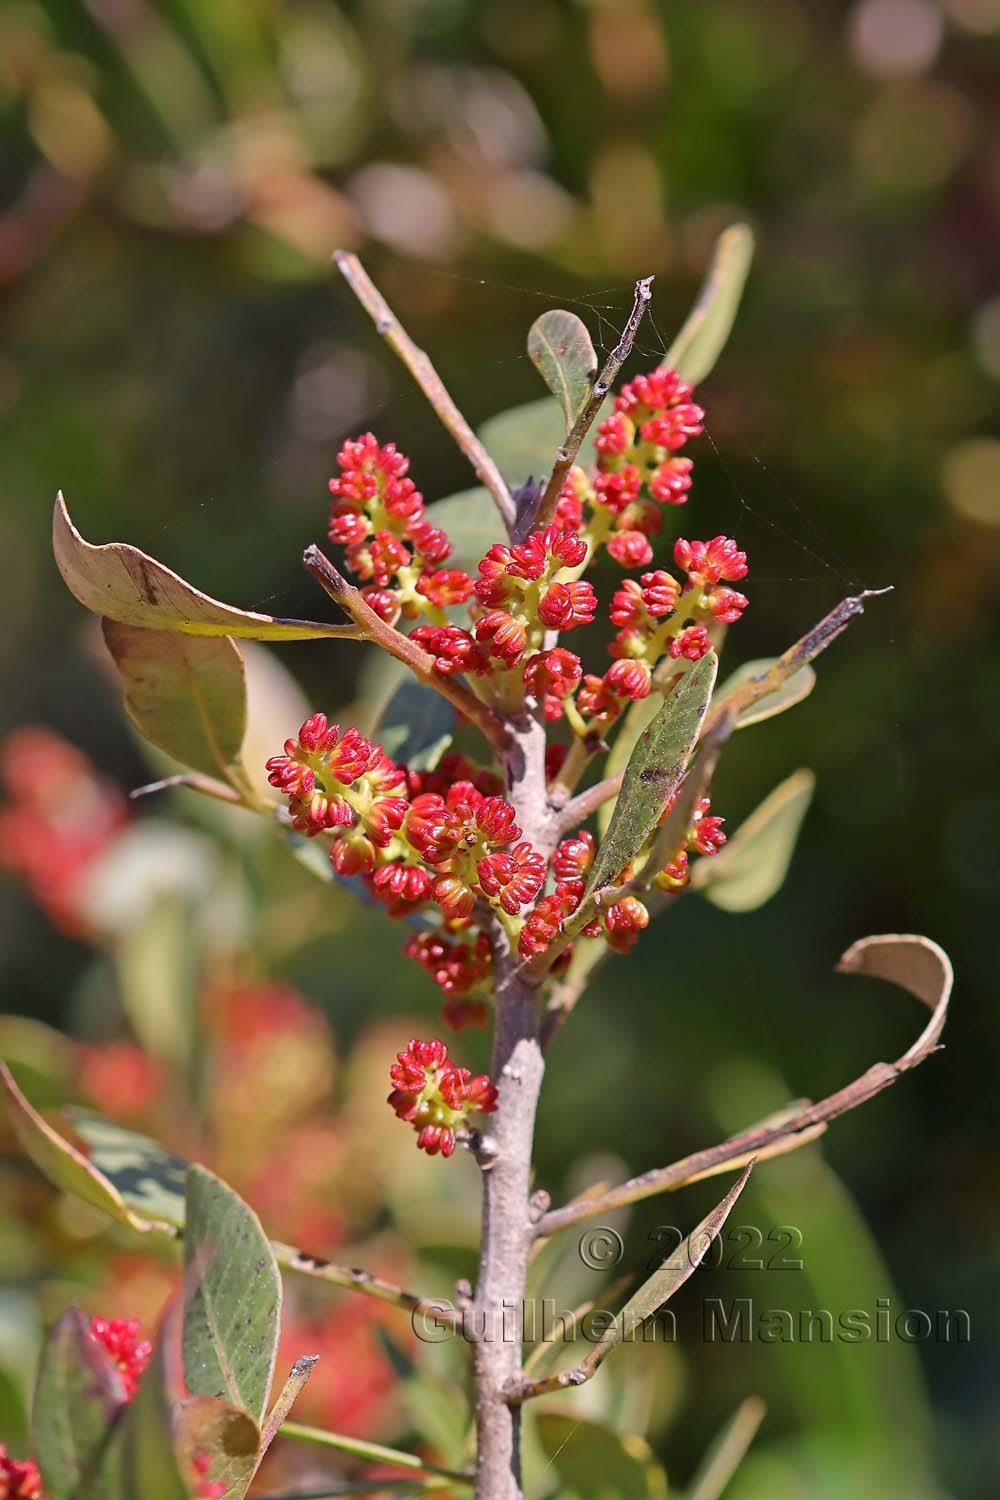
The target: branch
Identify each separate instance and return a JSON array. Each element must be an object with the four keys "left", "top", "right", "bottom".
[
  {"left": 528, "top": 275, "right": 654, "bottom": 535},
  {"left": 303, "top": 545, "right": 508, "bottom": 752},
  {"left": 129, "top": 772, "right": 246, "bottom": 806},
  {"left": 704, "top": 586, "right": 892, "bottom": 737},
  {"left": 257, "top": 1355, "right": 318, "bottom": 1464},
  {"left": 557, "top": 587, "right": 892, "bottom": 829},
  {"left": 276, "top": 1241, "right": 462, "bottom": 1329},
  {"left": 333, "top": 250, "right": 516, "bottom": 534},
  {"left": 279, "top": 1420, "right": 473, "bottom": 1483},
  {"left": 536, "top": 934, "right": 952, "bottom": 1238}
]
